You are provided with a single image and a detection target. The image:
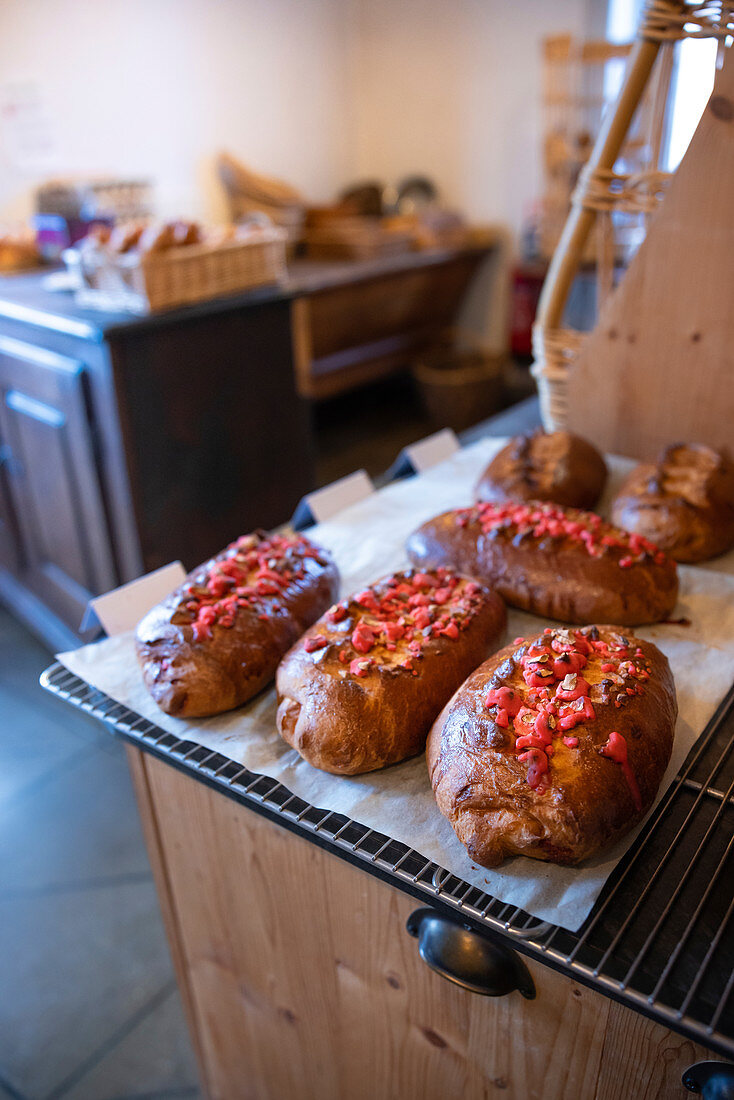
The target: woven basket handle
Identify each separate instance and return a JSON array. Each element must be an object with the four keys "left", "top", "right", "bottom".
[{"left": 534, "top": 3, "right": 683, "bottom": 335}]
